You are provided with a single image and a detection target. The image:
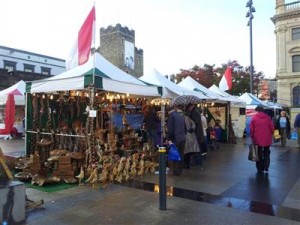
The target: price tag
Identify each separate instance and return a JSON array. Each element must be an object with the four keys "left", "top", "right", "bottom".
[{"left": 89, "top": 110, "right": 97, "bottom": 117}]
